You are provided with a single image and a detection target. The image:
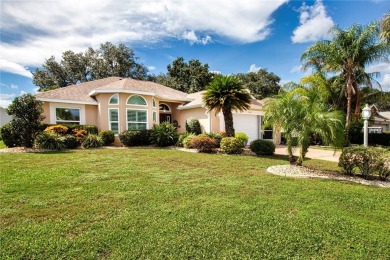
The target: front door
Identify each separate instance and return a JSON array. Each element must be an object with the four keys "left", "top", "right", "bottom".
[{"left": 160, "top": 114, "right": 171, "bottom": 123}]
